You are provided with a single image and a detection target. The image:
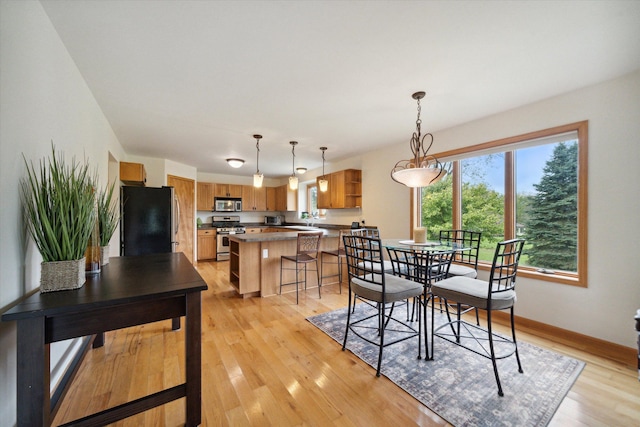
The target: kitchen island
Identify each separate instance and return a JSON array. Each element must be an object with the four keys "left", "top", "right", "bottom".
[{"left": 228, "top": 228, "right": 342, "bottom": 298}]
